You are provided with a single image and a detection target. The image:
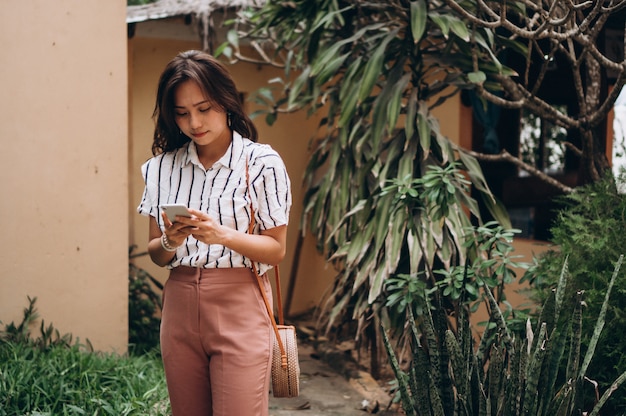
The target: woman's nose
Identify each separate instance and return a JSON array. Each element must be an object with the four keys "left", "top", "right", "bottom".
[{"left": 190, "top": 112, "right": 202, "bottom": 129}]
